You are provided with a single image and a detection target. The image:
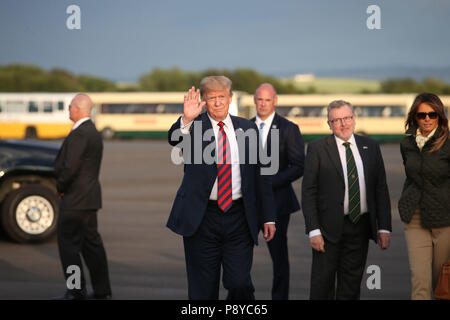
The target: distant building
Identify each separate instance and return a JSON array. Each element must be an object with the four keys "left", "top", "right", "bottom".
[{"left": 293, "top": 73, "right": 315, "bottom": 82}]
